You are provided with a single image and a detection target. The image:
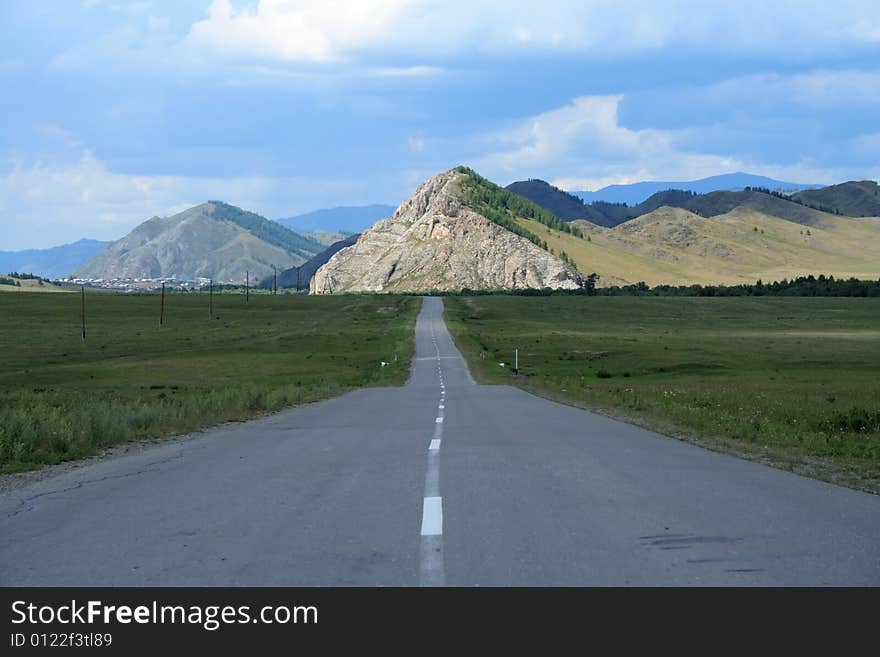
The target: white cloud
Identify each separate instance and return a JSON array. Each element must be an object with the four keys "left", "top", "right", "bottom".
[
  {"left": 469, "top": 94, "right": 880, "bottom": 191},
  {"left": 0, "top": 153, "right": 368, "bottom": 250},
  {"left": 185, "top": 0, "right": 880, "bottom": 63},
  {"left": 473, "top": 95, "right": 740, "bottom": 189},
  {"left": 188, "top": 0, "right": 417, "bottom": 63}
]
